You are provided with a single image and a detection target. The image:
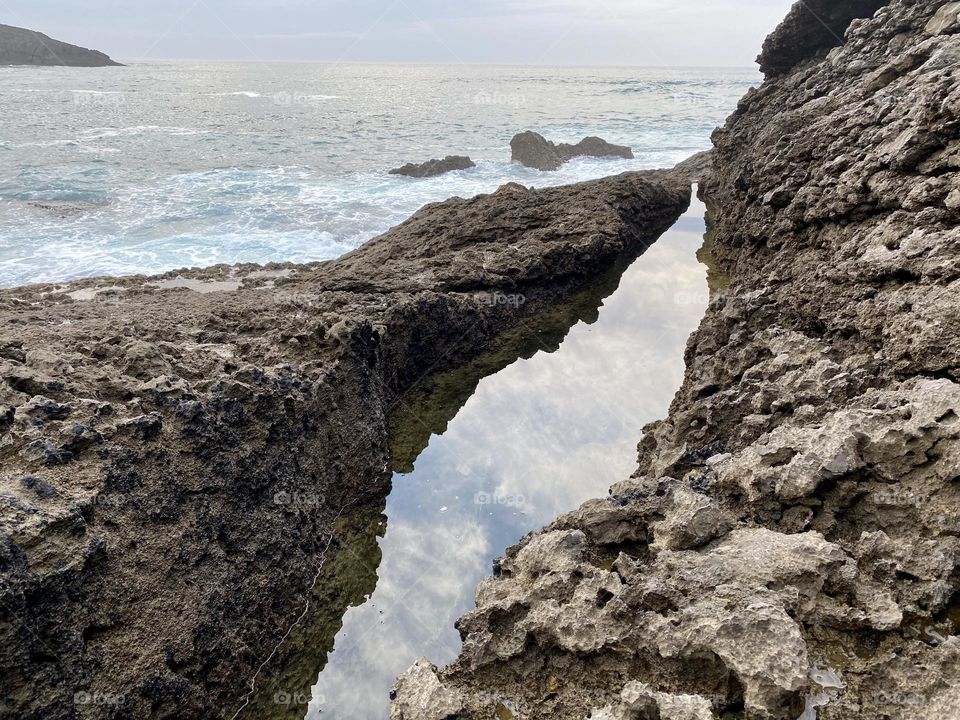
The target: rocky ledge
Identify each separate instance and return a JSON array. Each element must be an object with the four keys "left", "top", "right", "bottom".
[
  {"left": 0, "top": 172, "right": 690, "bottom": 718},
  {"left": 393, "top": 1, "right": 960, "bottom": 719},
  {"left": 0, "top": 24, "right": 122, "bottom": 67},
  {"left": 511, "top": 132, "right": 635, "bottom": 172}
]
